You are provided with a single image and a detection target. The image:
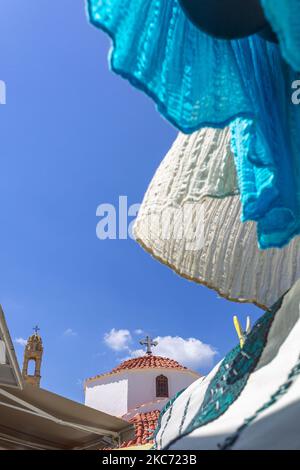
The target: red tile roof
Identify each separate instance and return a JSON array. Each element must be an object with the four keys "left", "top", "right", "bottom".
[
  {"left": 111, "top": 355, "right": 187, "bottom": 373},
  {"left": 119, "top": 410, "right": 160, "bottom": 448},
  {"left": 86, "top": 354, "right": 200, "bottom": 384}
]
